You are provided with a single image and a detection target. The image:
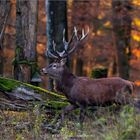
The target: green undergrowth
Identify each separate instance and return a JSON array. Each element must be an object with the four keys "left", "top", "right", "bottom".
[
  {"left": 0, "top": 77, "right": 140, "bottom": 139},
  {"left": 0, "top": 104, "right": 140, "bottom": 140}
]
